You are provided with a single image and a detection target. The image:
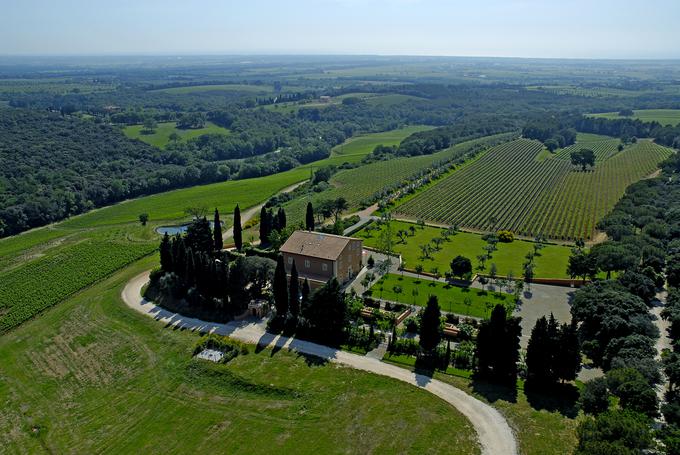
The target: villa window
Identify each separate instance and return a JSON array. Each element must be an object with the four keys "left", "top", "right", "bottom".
[{"left": 305, "top": 260, "right": 310, "bottom": 268}]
